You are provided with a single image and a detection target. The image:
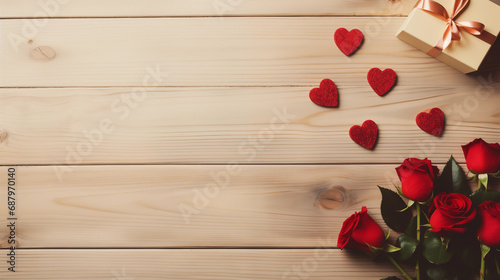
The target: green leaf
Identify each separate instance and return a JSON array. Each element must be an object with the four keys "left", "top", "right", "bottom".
[
  {"left": 378, "top": 186, "right": 413, "bottom": 233},
  {"left": 367, "top": 244, "right": 383, "bottom": 254},
  {"left": 423, "top": 231, "right": 454, "bottom": 265},
  {"left": 383, "top": 243, "right": 401, "bottom": 253},
  {"left": 397, "top": 200, "right": 415, "bottom": 212},
  {"left": 380, "top": 277, "right": 401, "bottom": 280},
  {"left": 397, "top": 234, "right": 418, "bottom": 261},
  {"left": 441, "top": 236, "right": 451, "bottom": 250},
  {"left": 469, "top": 188, "right": 500, "bottom": 207},
  {"left": 404, "top": 216, "right": 417, "bottom": 238},
  {"left": 435, "top": 156, "right": 470, "bottom": 195},
  {"left": 385, "top": 229, "right": 391, "bottom": 241},
  {"left": 478, "top": 173, "right": 489, "bottom": 189},
  {"left": 394, "top": 185, "right": 404, "bottom": 197},
  {"left": 424, "top": 263, "right": 462, "bottom": 280},
  {"left": 424, "top": 264, "right": 449, "bottom": 280}
]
